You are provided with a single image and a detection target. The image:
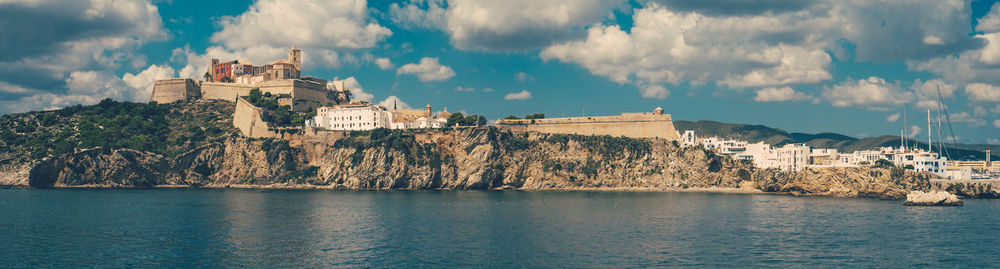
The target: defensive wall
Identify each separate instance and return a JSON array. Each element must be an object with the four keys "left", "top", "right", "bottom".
[
  {"left": 150, "top": 78, "right": 200, "bottom": 103},
  {"left": 154, "top": 78, "right": 331, "bottom": 112},
  {"left": 233, "top": 97, "right": 279, "bottom": 138},
  {"left": 257, "top": 79, "right": 330, "bottom": 112},
  {"left": 496, "top": 113, "right": 681, "bottom": 141},
  {"left": 201, "top": 82, "right": 255, "bottom": 102}
]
